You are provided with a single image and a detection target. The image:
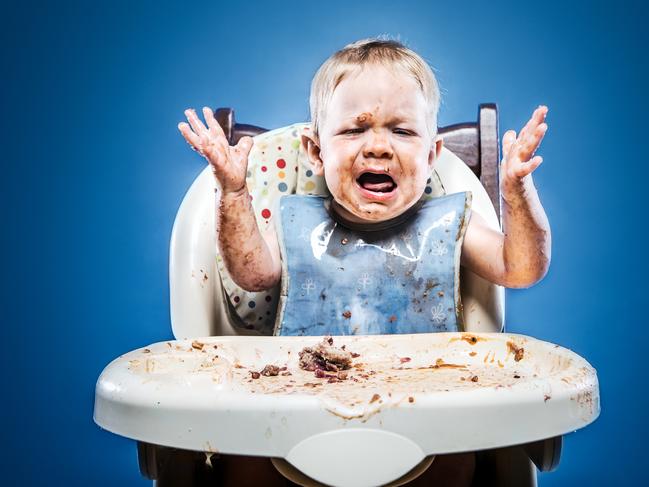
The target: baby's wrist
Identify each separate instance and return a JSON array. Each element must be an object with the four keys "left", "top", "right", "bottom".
[
  {"left": 501, "top": 175, "right": 536, "bottom": 207},
  {"left": 220, "top": 185, "right": 250, "bottom": 199},
  {"left": 218, "top": 186, "right": 252, "bottom": 214}
]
